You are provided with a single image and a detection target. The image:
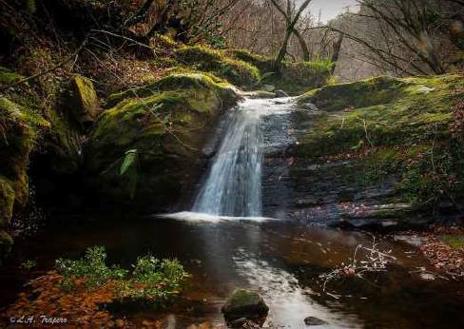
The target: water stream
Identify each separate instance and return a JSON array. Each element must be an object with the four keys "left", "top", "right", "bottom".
[{"left": 1, "top": 97, "right": 464, "bottom": 328}]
